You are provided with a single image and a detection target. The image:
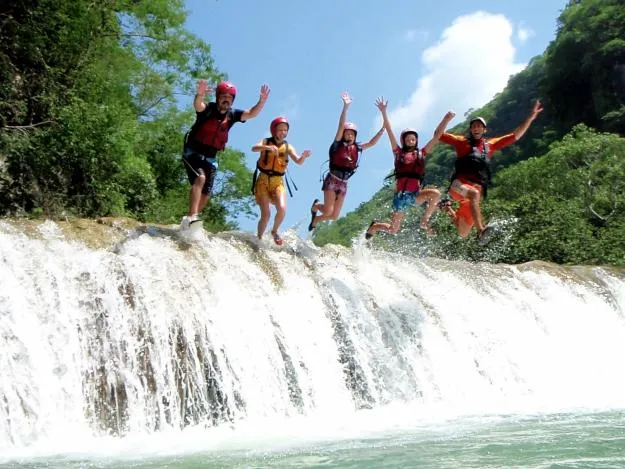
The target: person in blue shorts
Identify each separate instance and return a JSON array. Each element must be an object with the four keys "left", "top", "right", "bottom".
[
  {"left": 181, "top": 79, "right": 270, "bottom": 229},
  {"left": 366, "top": 98, "right": 455, "bottom": 239}
]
